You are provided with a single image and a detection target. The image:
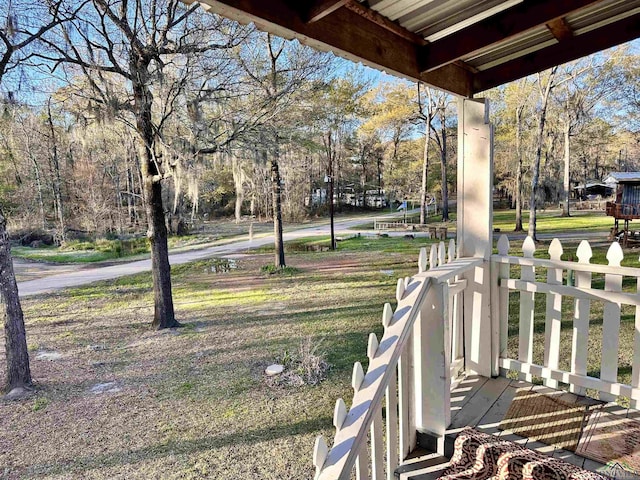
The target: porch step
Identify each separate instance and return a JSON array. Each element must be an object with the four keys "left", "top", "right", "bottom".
[{"left": 394, "top": 449, "right": 449, "bottom": 480}]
